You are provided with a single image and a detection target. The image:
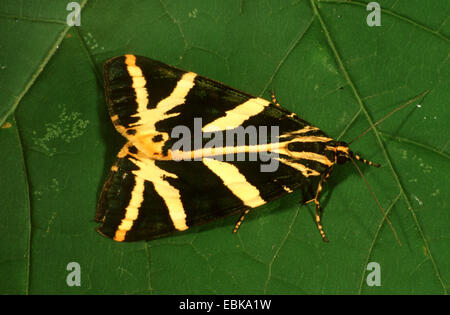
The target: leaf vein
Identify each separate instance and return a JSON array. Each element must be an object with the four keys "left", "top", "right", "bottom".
[{"left": 311, "top": 0, "right": 447, "bottom": 293}]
